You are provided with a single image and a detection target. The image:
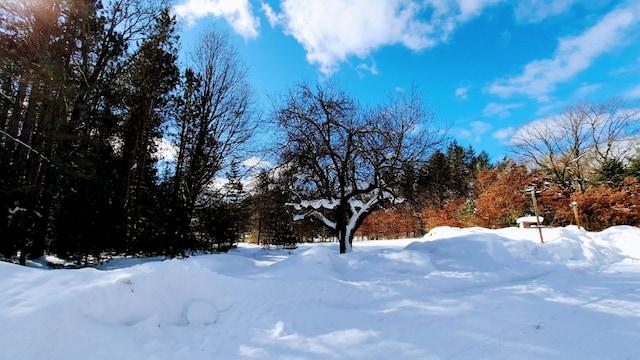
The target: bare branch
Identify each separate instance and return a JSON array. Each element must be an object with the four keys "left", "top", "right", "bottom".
[
  {"left": 273, "top": 81, "right": 442, "bottom": 253},
  {"left": 0, "top": 130, "right": 50, "bottom": 163},
  {"left": 509, "top": 98, "right": 639, "bottom": 190},
  {"left": 0, "top": 89, "right": 13, "bottom": 102}
]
